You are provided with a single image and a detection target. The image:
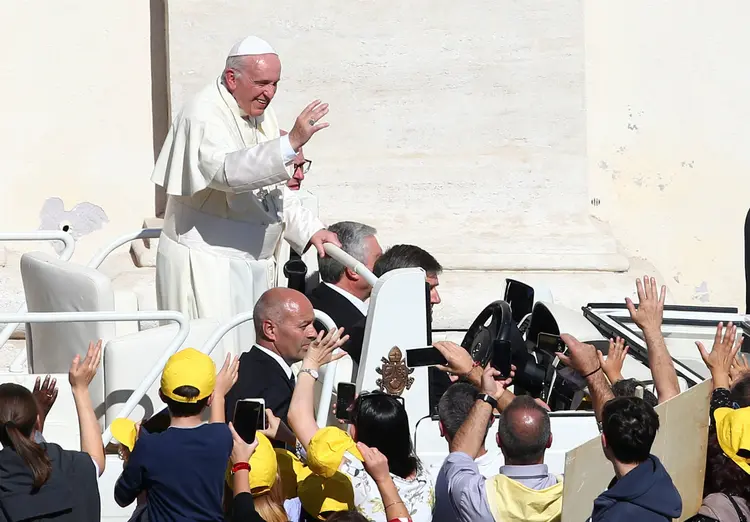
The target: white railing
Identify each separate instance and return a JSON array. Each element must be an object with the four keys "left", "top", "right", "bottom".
[
  {"left": 86, "top": 228, "right": 161, "bottom": 269},
  {"left": 323, "top": 244, "right": 378, "bottom": 287},
  {"left": 0, "top": 310, "right": 187, "bottom": 446},
  {"left": 0, "top": 231, "right": 76, "bottom": 348},
  {"left": 5, "top": 228, "right": 163, "bottom": 373},
  {"left": 199, "top": 309, "right": 340, "bottom": 427}
]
